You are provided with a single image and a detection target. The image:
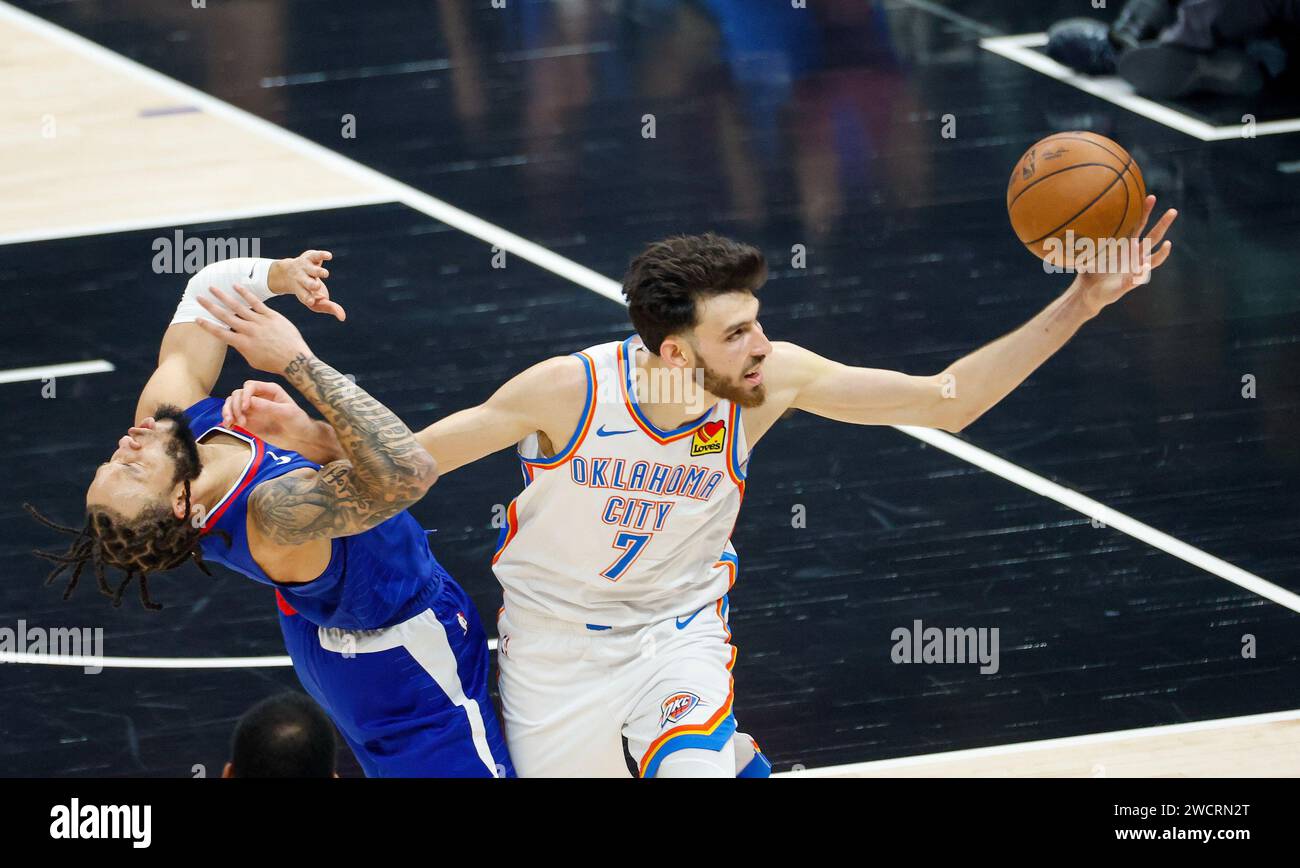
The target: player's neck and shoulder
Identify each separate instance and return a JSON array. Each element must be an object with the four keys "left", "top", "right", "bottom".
[
  {"left": 734, "top": 339, "right": 817, "bottom": 447},
  {"left": 243, "top": 468, "right": 332, "bottom": 585},
  {"left": 524, "top": 338, "right": 821, "bottom": 451},
  {"left": 175, "top": 395, "right": 326, "bottom": 582},
  {"left": 201, "top": 415, "right": 328, "bottom": 584}
]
